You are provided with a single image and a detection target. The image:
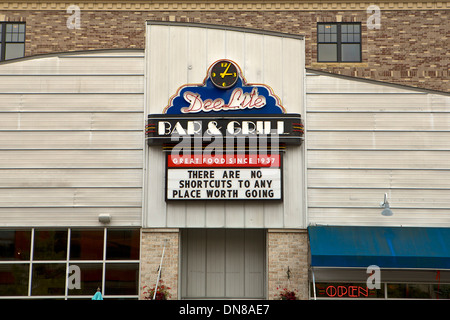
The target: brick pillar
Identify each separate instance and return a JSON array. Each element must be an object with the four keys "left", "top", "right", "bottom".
[
  {"left": 140, "top": 228, "right": 179, "bottom": 300},
  {"left": 267, "top": 229, "right": 309, "bottom": 300}
]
